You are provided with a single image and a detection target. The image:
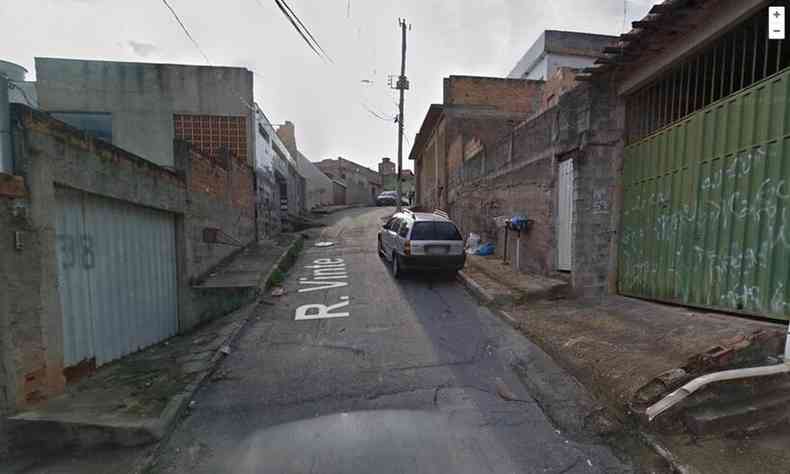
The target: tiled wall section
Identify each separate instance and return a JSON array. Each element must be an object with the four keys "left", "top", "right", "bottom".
[{"left": 174, "top": 114, "right": 248, "bottom": 162}]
